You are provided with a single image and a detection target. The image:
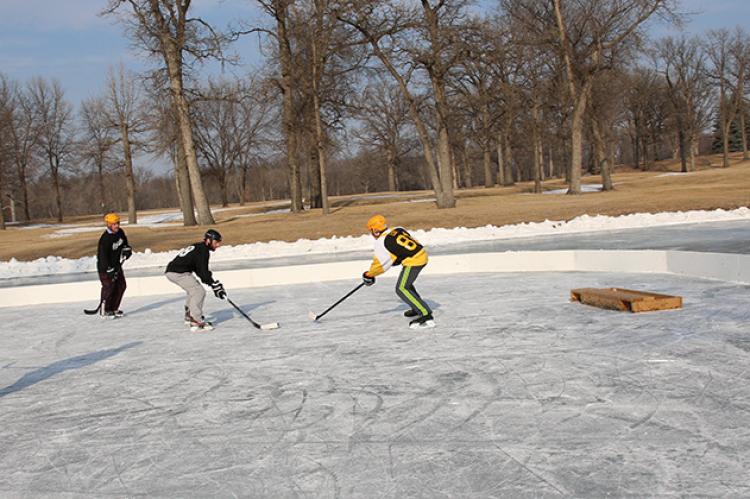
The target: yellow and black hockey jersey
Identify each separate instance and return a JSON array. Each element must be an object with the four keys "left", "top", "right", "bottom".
[{"left": 367, "top": 227, "right": 428, "bottom": 277}]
